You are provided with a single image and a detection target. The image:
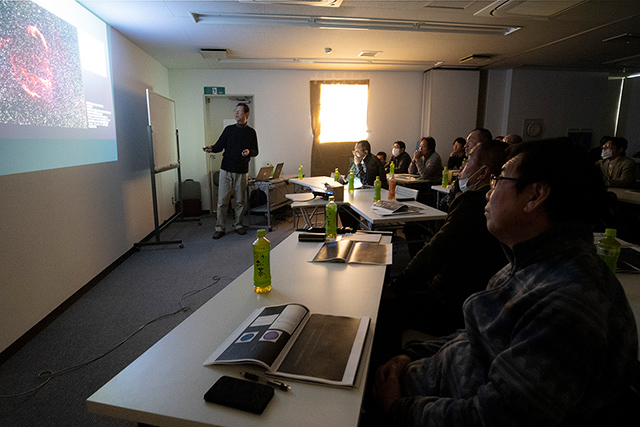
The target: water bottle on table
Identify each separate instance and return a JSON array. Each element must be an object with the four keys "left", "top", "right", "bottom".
[
  {"left": 325, "top": 196, "right": 337, "bottom": 241},
  {"left": 373, "top": 176, "right": 381, "bottom": 202},
  {"left": 253, "top": 229, "right": 271, "bottom": 293},
  {"left": 596, "top": 228, "right": 621, "bottom": 273}
]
